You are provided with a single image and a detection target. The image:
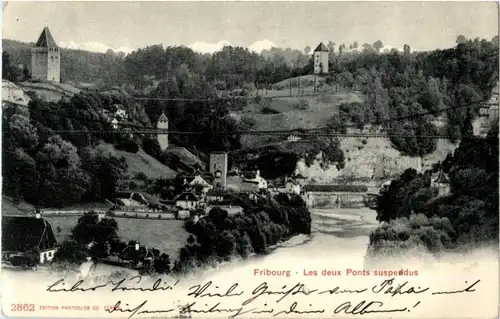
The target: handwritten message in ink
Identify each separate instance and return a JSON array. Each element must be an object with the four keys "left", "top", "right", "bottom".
[{"left": 42, "top": 275, "right": 482, "bottom": 318}]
